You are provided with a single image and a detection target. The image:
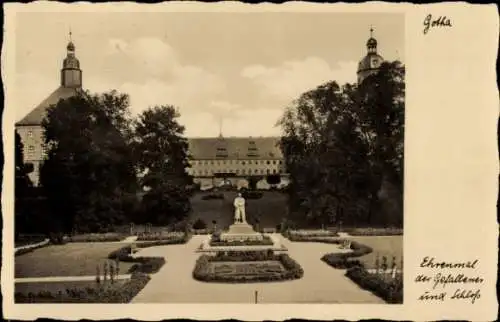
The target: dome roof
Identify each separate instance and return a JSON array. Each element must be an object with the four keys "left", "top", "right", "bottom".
[
  {"left": 67, "top": 41, "right": 75, "bottom": 51},
  {"left": 357, "top": 53, "right": 384, "bottom": 72},
  {"left": 366, "top": 37, "right": 377, "bottom": 47}
]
